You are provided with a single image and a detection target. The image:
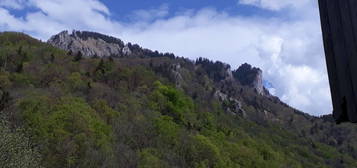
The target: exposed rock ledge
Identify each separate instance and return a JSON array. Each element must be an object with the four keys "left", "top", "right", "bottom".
[{"left": 48, "top": 30, "right": 128, "bottom": 57}]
